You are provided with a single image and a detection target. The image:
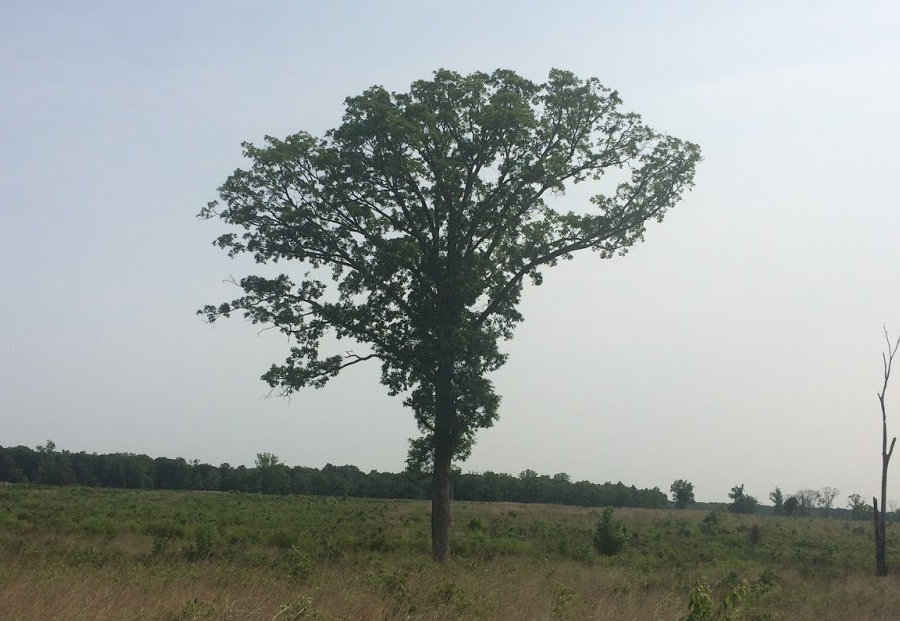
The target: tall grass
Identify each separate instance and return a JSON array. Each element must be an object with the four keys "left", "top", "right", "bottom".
[{"left": 0, "top": 485, "right": 898, "bottom": 620}]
